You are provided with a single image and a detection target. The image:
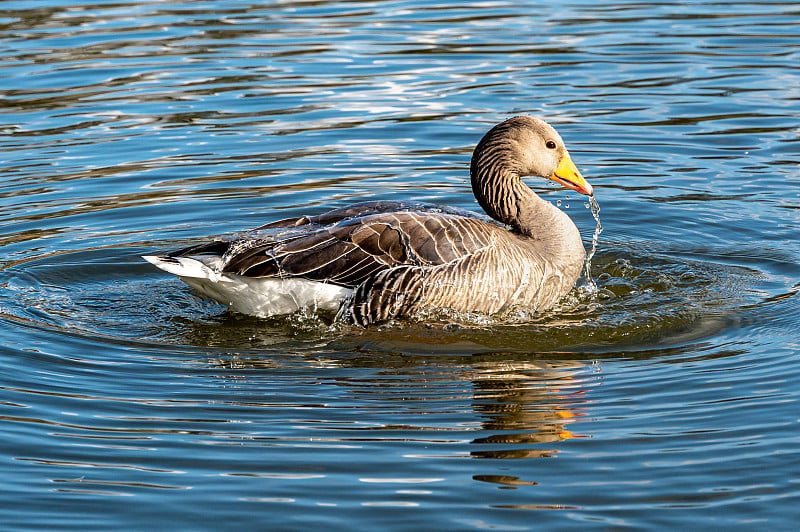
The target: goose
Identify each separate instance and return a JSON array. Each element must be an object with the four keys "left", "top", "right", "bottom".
[{"left": 144, "top": 116, "right": 594, "bottom": 326}]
